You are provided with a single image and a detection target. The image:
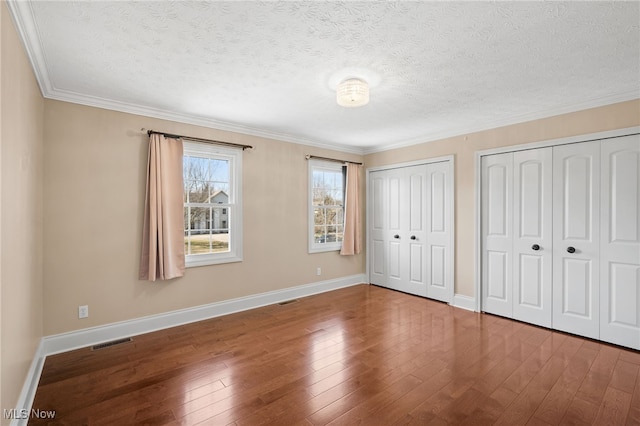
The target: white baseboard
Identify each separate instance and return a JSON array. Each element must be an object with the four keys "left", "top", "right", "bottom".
[
  {"left": 10, "top": 340, "right": 45, "bottom": 426},
  {"left": 452, "top": 294, "right": 477, "bottom": 312},
  {"left": 42, "top": 274, "right": 366, "bottom": 356}
]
